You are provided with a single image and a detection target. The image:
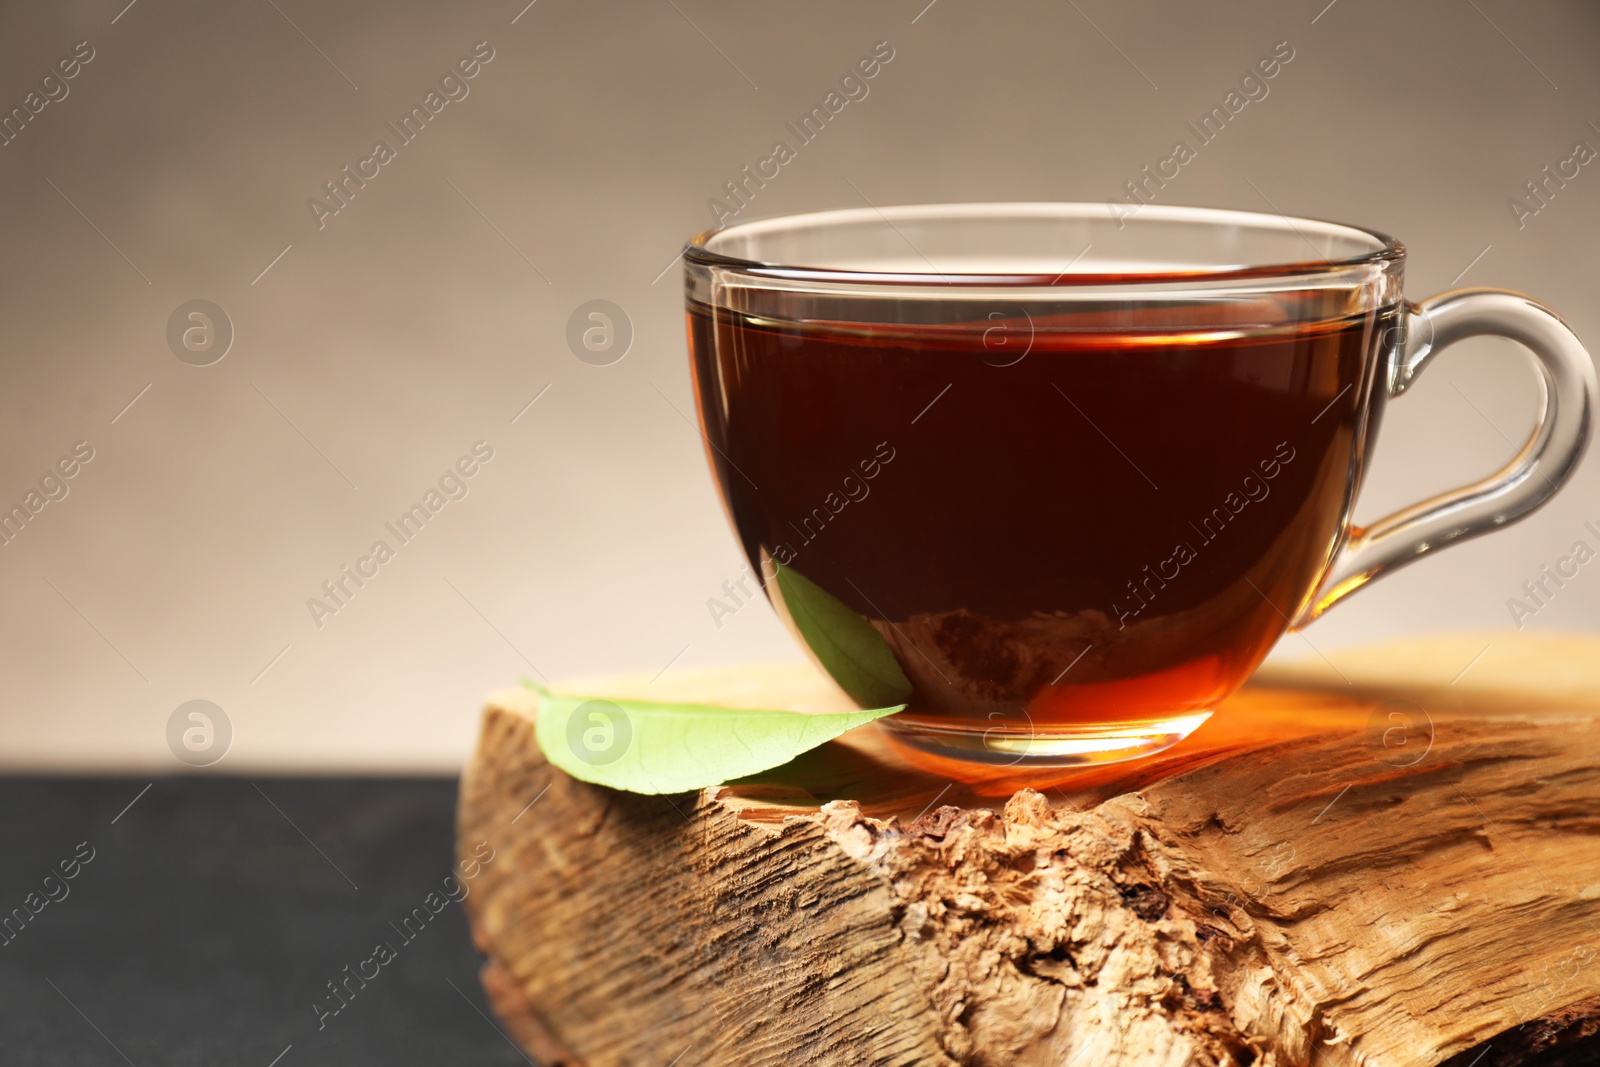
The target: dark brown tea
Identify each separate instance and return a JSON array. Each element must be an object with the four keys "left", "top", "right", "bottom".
[{"left": 688, "top": 295, "right": 1394, "bottom": 732}]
